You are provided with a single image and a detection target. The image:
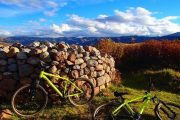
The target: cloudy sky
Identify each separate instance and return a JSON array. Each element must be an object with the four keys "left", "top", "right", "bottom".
[{"left": 0, "top": 0, "right": 180, "bottom": 37}]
